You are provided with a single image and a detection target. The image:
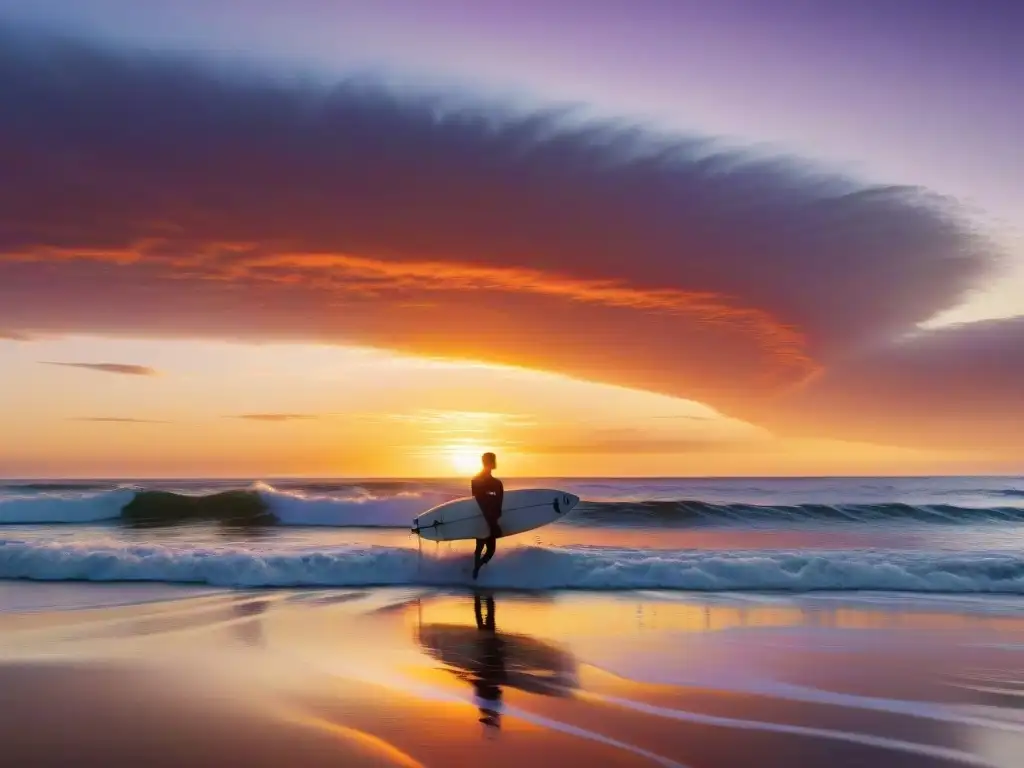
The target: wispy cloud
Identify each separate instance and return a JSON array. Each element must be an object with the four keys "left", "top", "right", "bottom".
[
  {"left": 40, "top": 362, "right": 158, "bottom": 376},
  {"left": 0, "top": 329, "right": 32, "bottom": 341},
  {"left": 230, "top": 413, "right": 319, "bottom": 422},
  {"left": 533, "top": 438, "right": 765, "bottom": 455},
  {"left": 528, "top": 426, "right": 769, "bottom": 455},
  {"left": 365, "top": 410, "right": 536, "bottom": 427},
  {"left": 69, "top": 417, "right": 170, "bottom": 424}
]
